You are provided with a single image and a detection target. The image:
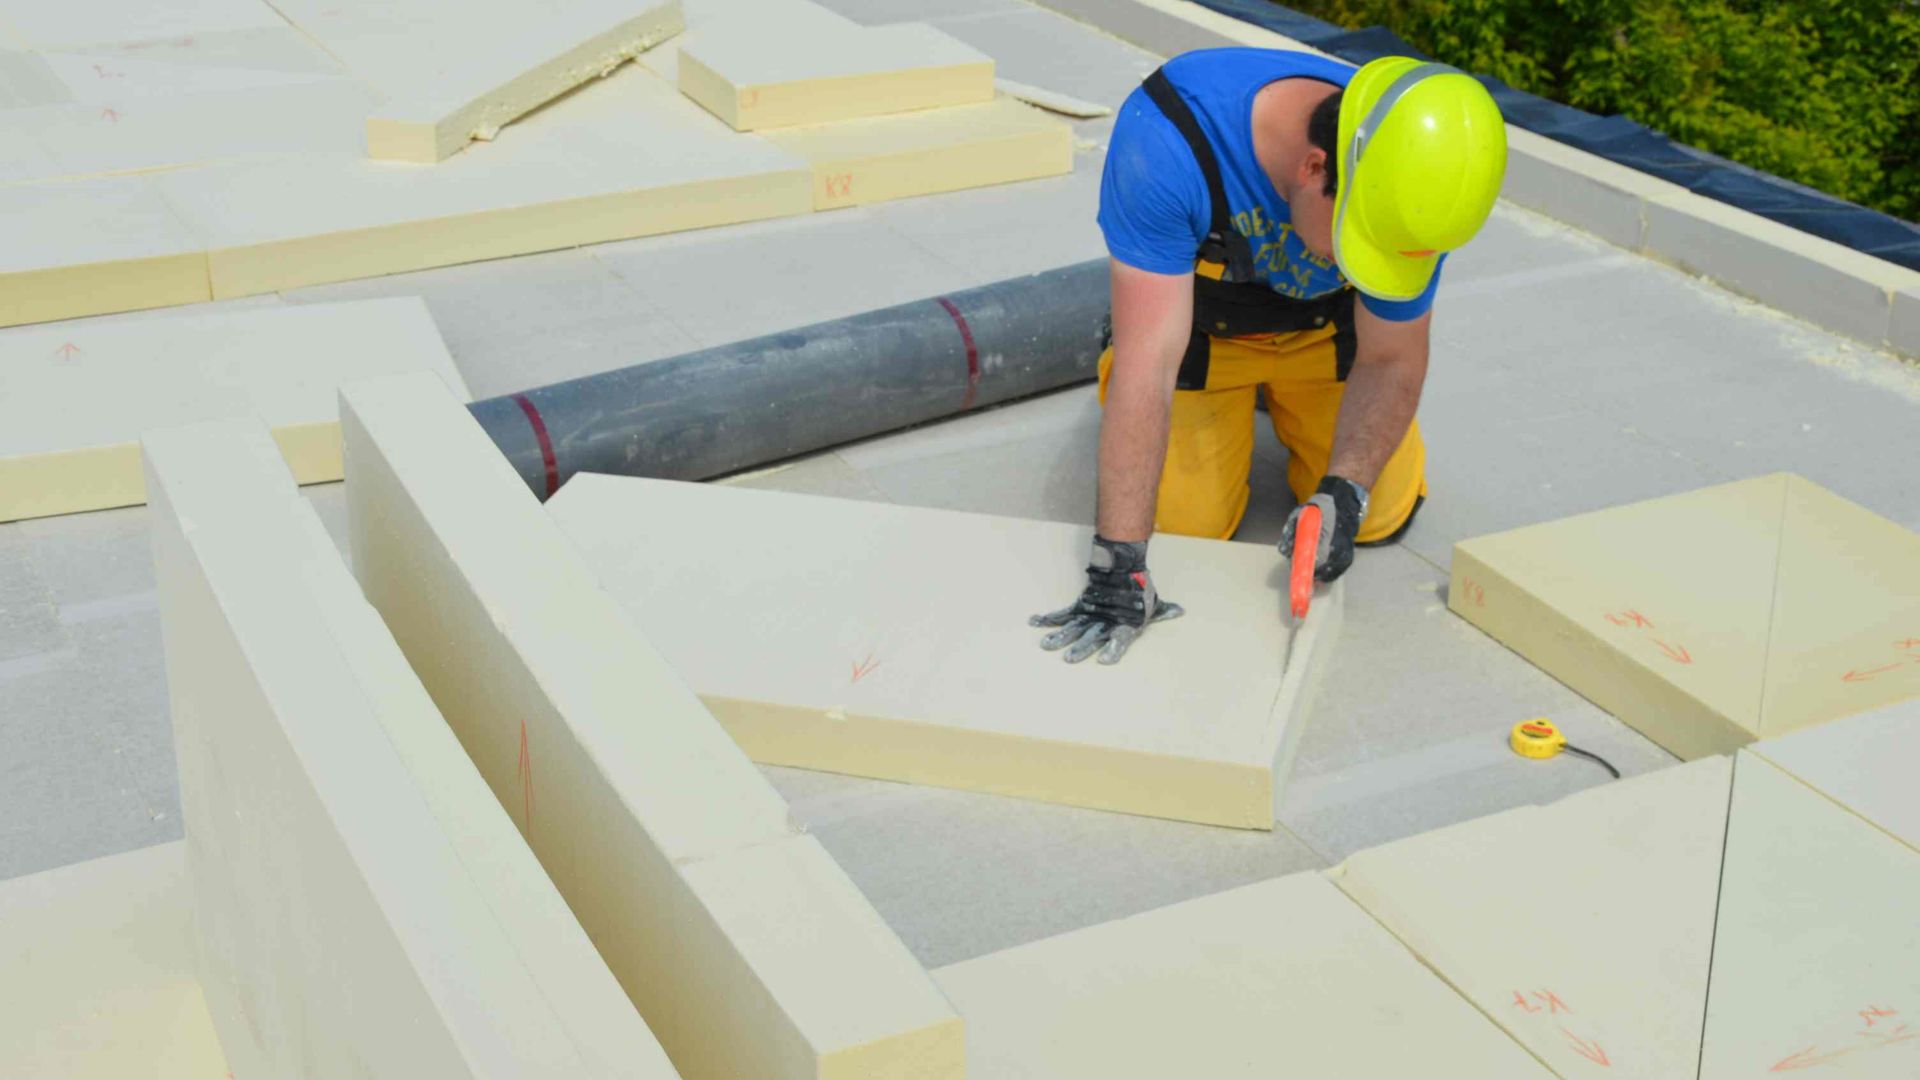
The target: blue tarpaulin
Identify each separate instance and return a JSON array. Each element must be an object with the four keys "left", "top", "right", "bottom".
[{"left": 1188, "top": 0, "right": 1920, "bottom": 270}]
